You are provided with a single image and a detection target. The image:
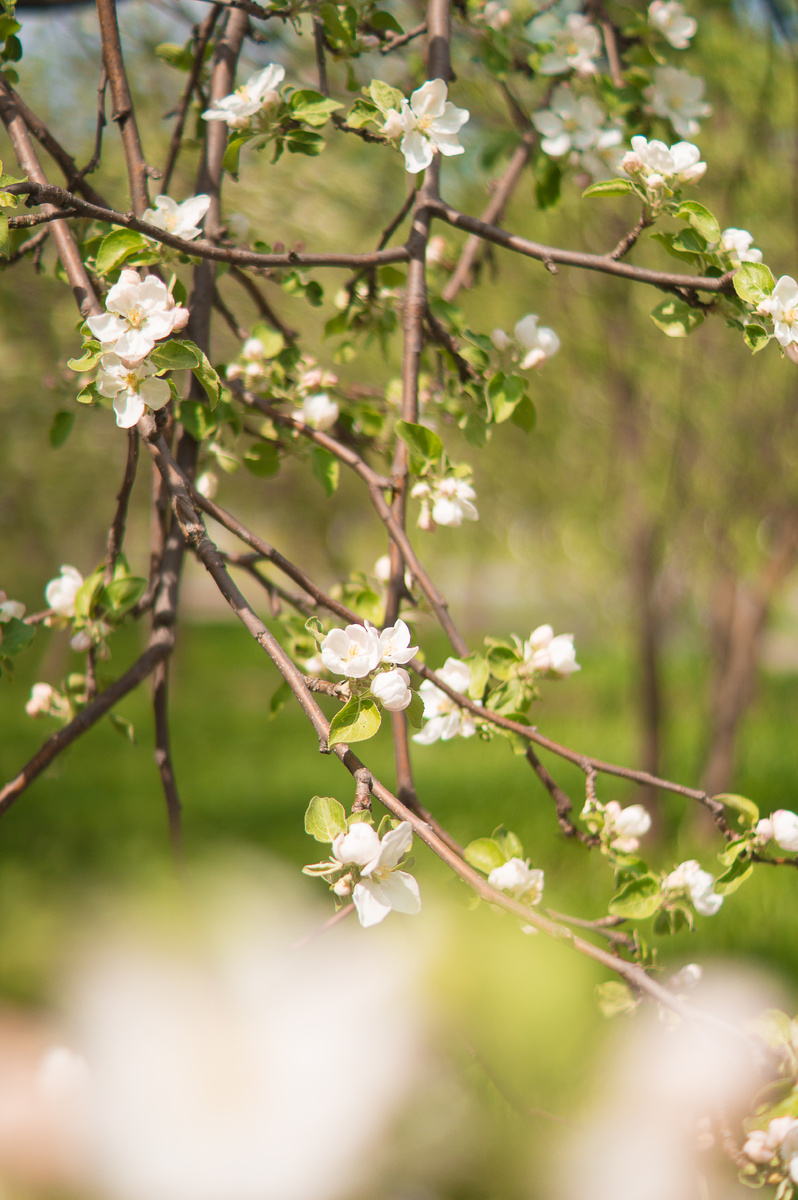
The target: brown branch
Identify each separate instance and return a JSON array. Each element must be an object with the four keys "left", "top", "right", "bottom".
[
  {"left": 161, "top": 5, "right": 223, "bottom": 195},
  {"left": 599, "top": 17, "right": 625, "bottom": 88},
  {"left": 76, "top": 67, "right": 108, "bottom": 186},
  {"left": 525, "top": 745, "right": 596, "bottom": 842},
  {"left": 424, "top": 302, "right": 476, "bottom": 381},
  {"left": 2, "top": 225, "right": 48, "bottom": 265},
  {"left": 313, "top": 15, "right": 328, "bottom": 95},
  {"left": 380, "top": 20, "right": 427, "bottom": 53},
  {"left": 153, "top": 658, "right": 185, "bottom": 864},
  {"left": 96, "top": 0, "right": 151, "bottom": 215},
  {"left": 228, "top": 266, "right": 298, "bottom": 340},
  {"left": 608, "top": 207, "right": 652, "bottom": 261},
  {"left": 104, "top": 428, "right": 139, "bottom": 586},
  {"left": 429, "top": 199, "right": 737, "bottom": 296},
  {"left": 8, "top": 209, "right": 80, "bottom": 228},
  {"left": 213, "top": 285, "right": 249, "bottom": 338}
]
